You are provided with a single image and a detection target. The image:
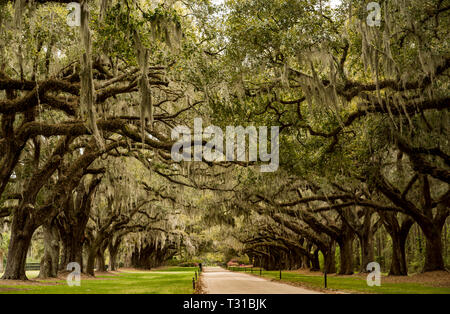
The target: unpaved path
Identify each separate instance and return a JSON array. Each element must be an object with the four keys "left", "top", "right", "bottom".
[{"left": 202, "top": 267, "right": 322, "bottom": 294}]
